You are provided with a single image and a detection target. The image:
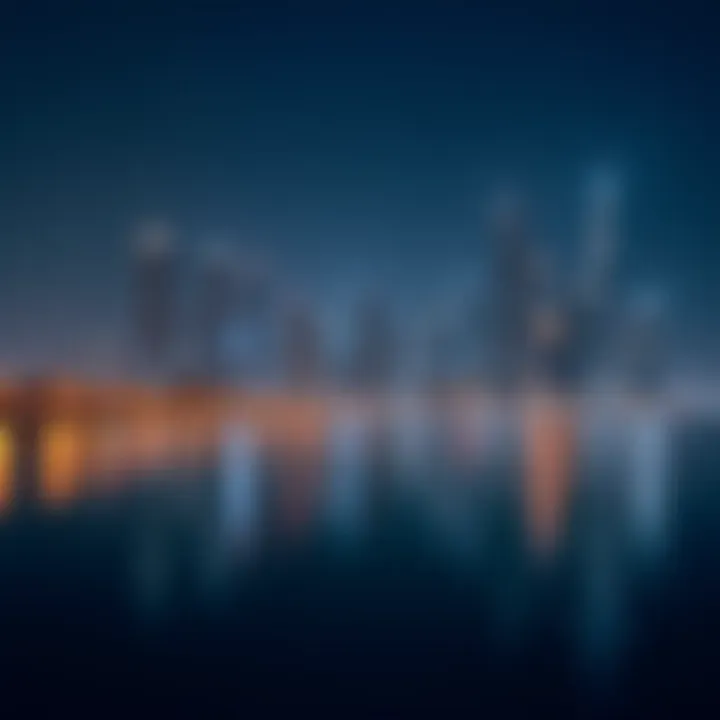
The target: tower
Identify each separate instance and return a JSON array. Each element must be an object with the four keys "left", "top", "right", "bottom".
[
  {"left": 351, "top": 294, "right": 397, "bottom": 391},
  {"left": 198, "top": 243, "right": 239, "bottom": 382},
  {"left": 486, "top": 191, "right": 539, "bottom": 392},
  {"left": 131, "top": 220, "right": 178, "bottom": 381},
  {"left": 624, "top": 287, "right": 668, "bottom": 397},
  {"left": 578, "top": 168, "right": 624, "bottom": 381},
  {"left": 231, "top": 251, "right": 278, "bottom": 386},
  {"left": 281, "top": 294, "right": 323, "bottom": 388},
  {"left": 581, "top": 169, "right": 622, "bottom": 303}
]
